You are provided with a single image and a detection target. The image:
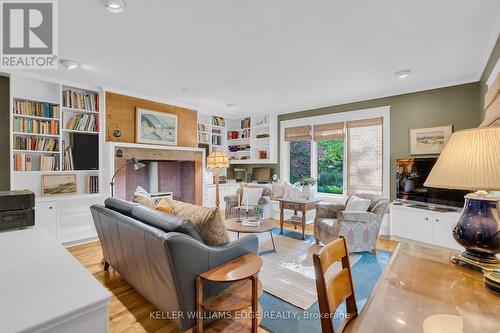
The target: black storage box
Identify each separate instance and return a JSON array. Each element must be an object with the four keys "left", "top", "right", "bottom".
[{"left": 0, "top": 190, "right": 35, "bottom": 231}]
